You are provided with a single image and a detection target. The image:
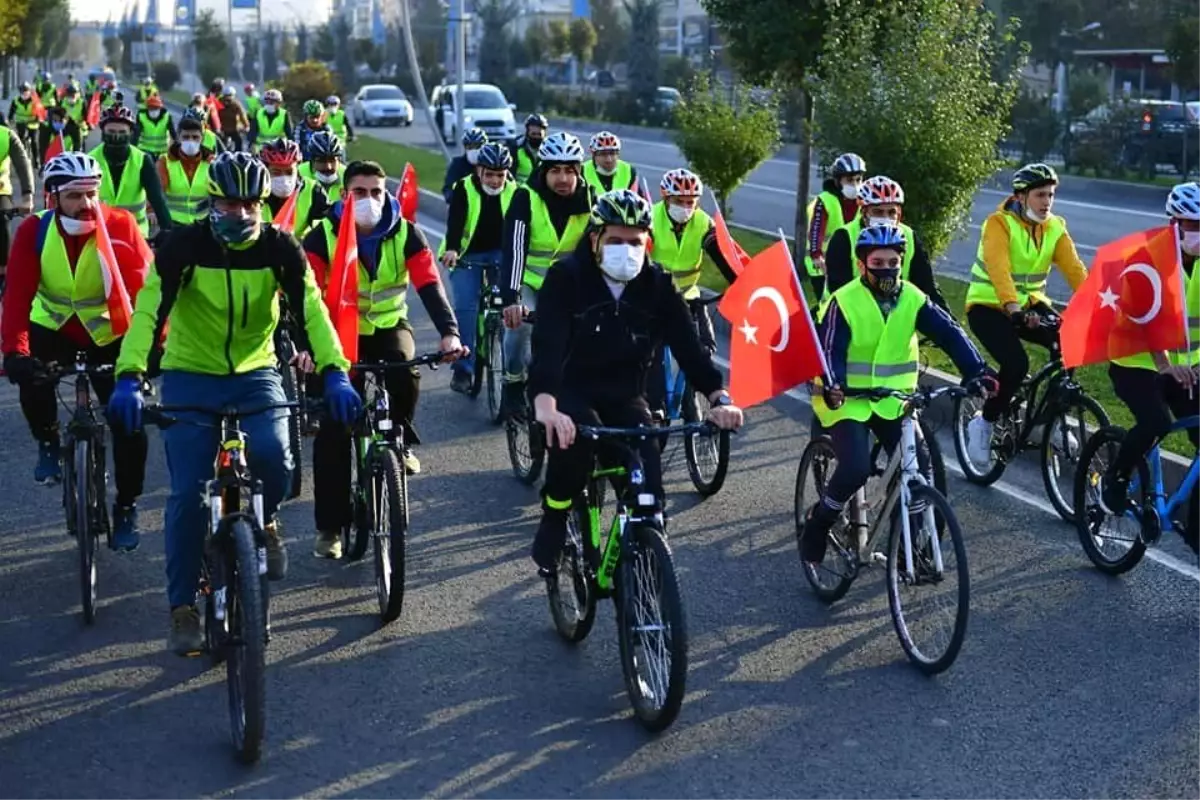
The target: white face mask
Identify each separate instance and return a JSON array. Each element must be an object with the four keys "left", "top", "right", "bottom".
[
  {"left": 466, "top": 149, "right": 480, "bottom": 165},
  {"left": 264, "top": 103, "right": 277, "bottom": 113},
  {"left": 841, "top": 182, "right": 860, "bottom": 200},
  {"left": 180, "top": 140, "right": 202, "bottom": 157},
  {"left": 598, "top": 243, "right": 645, "bottom": 283},
  {"left": 271, "top": 175, "right": 297, "bottom": 198},
  {"left": 59, "top": 214, "right": 97, "bottom": 236},
  {"left": 666, "top": 203, "right": 694, "bottom": 224},
  {"left": 595, "top": 162, "right": 616, "bottom": 177},
  {"left": 480, "top": 181, "right": 504, "bottom": 196},
  {"left": 866, "top": 215, "right": 895, "bottom": 228},
  {"left": 354, "top": 196, "right": 384, "bottom": 228},
  {"left": 1024, "top": 206, "right": 1047, "bottom": 224},
  {"left": 315, "top": 169, "right": 339, "bottom": 185},
  {"left": 1182, "top": 230, "right": 1200, "bottom": 256},
  {"left": 148, "top": 109, "right": 162, "bottom": 119}
]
